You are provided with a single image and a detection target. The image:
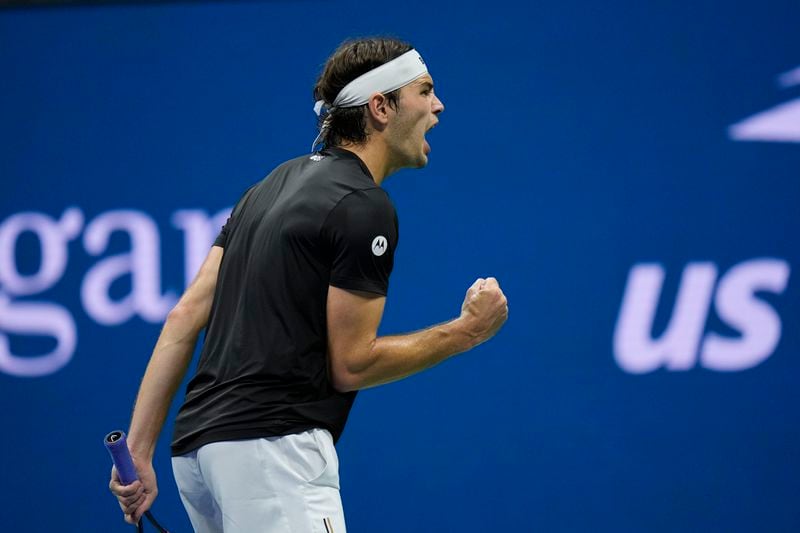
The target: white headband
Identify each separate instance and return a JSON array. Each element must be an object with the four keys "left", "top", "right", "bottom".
[{"left": 313, "top": 49, "right": 428, "bottom": 116}]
